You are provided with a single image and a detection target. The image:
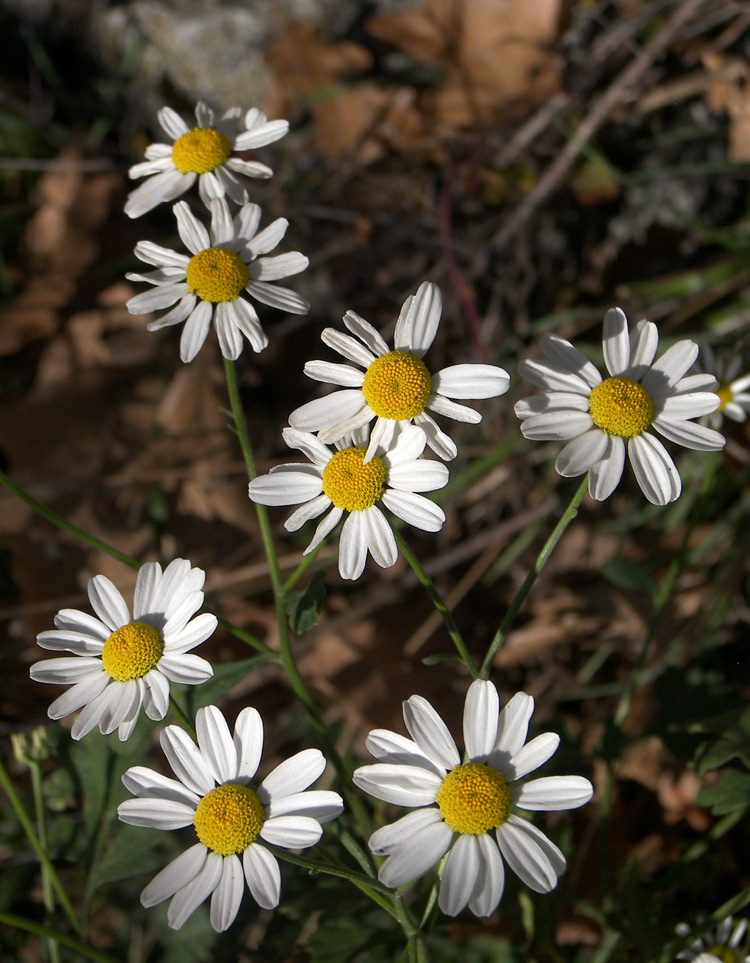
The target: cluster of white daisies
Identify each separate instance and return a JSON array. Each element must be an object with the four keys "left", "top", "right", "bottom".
[{"left": 26, "top": 100, "right": 749, "bottom": 942}]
